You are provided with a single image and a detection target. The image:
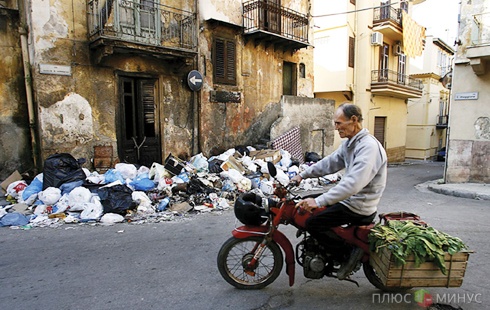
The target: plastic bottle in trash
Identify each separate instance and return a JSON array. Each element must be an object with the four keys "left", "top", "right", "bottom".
[{"left": 157, "top": 197, "right": 170, "bottom": 211}]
